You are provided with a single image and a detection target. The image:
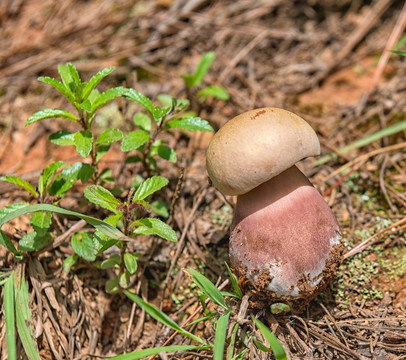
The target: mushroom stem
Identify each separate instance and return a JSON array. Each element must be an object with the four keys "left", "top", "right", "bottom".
[{"left": 230, "top": 165, "right": 342, "bottom": 300}]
